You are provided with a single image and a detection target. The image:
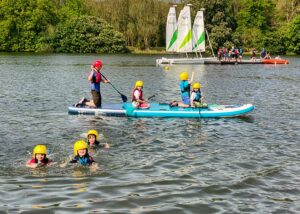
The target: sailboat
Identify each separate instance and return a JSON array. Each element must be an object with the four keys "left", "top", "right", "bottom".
[{"left": 156, "top": 5, "right": 216, "bottom": 65}]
